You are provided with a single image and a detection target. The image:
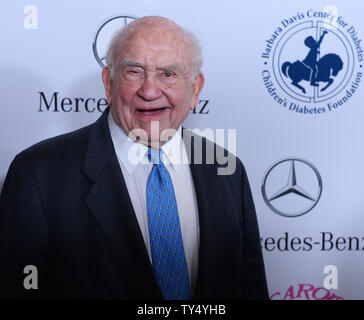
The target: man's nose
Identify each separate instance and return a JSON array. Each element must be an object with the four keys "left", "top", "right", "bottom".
[{"left": 136, "top": 74, "right": 162, "bottom": 101}]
